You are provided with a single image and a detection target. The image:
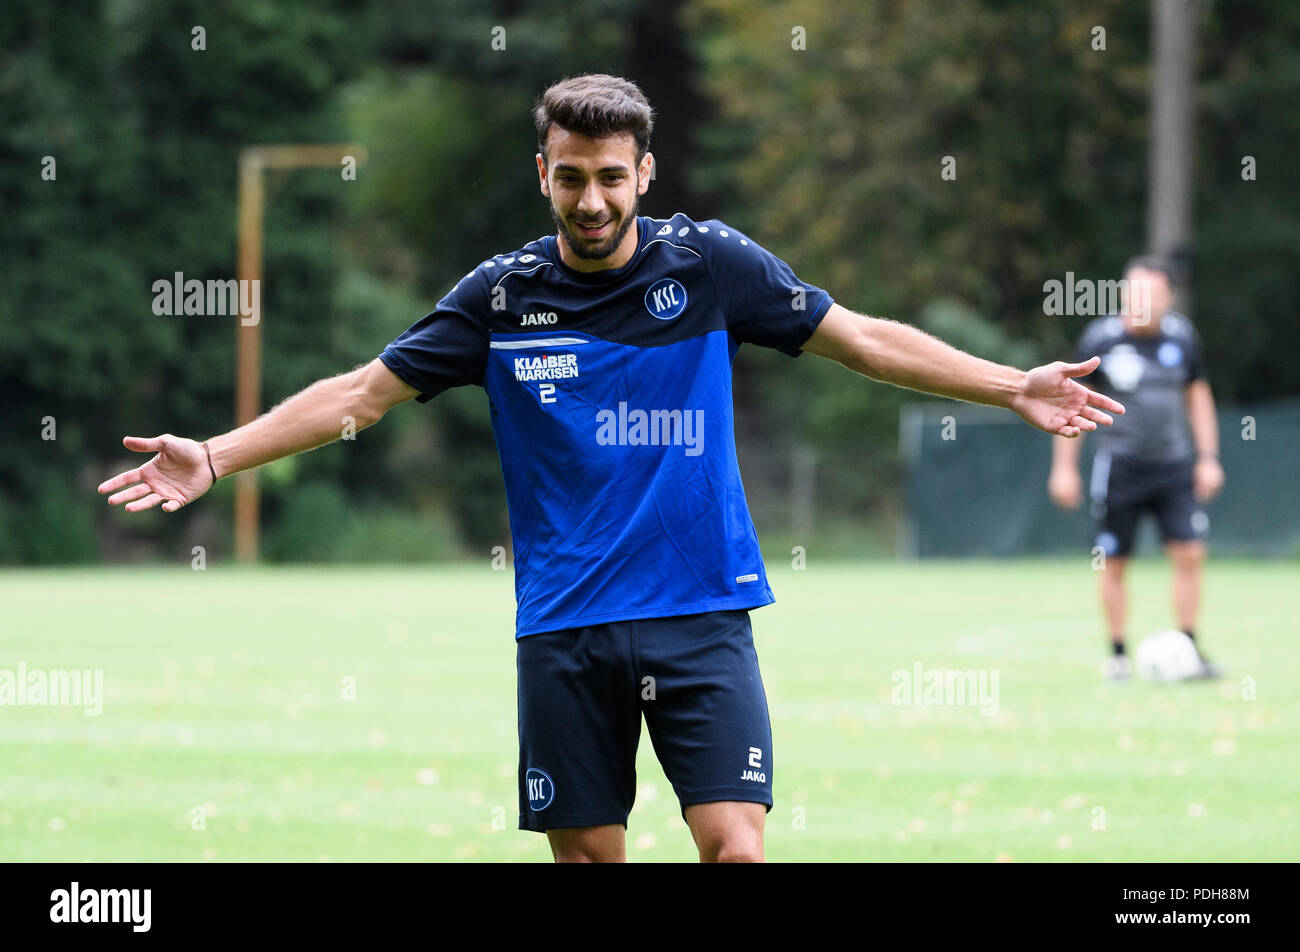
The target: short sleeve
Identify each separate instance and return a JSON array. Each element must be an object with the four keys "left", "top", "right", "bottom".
[
  {"left": 379, "top": 269, "right": 490, "bottom": 403},
  {"left": 699, "top": 220, "right": 834, "bottom": 357},
  {"left": 1159, "top": 312, "right": 1206, "bottom": 384}
]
